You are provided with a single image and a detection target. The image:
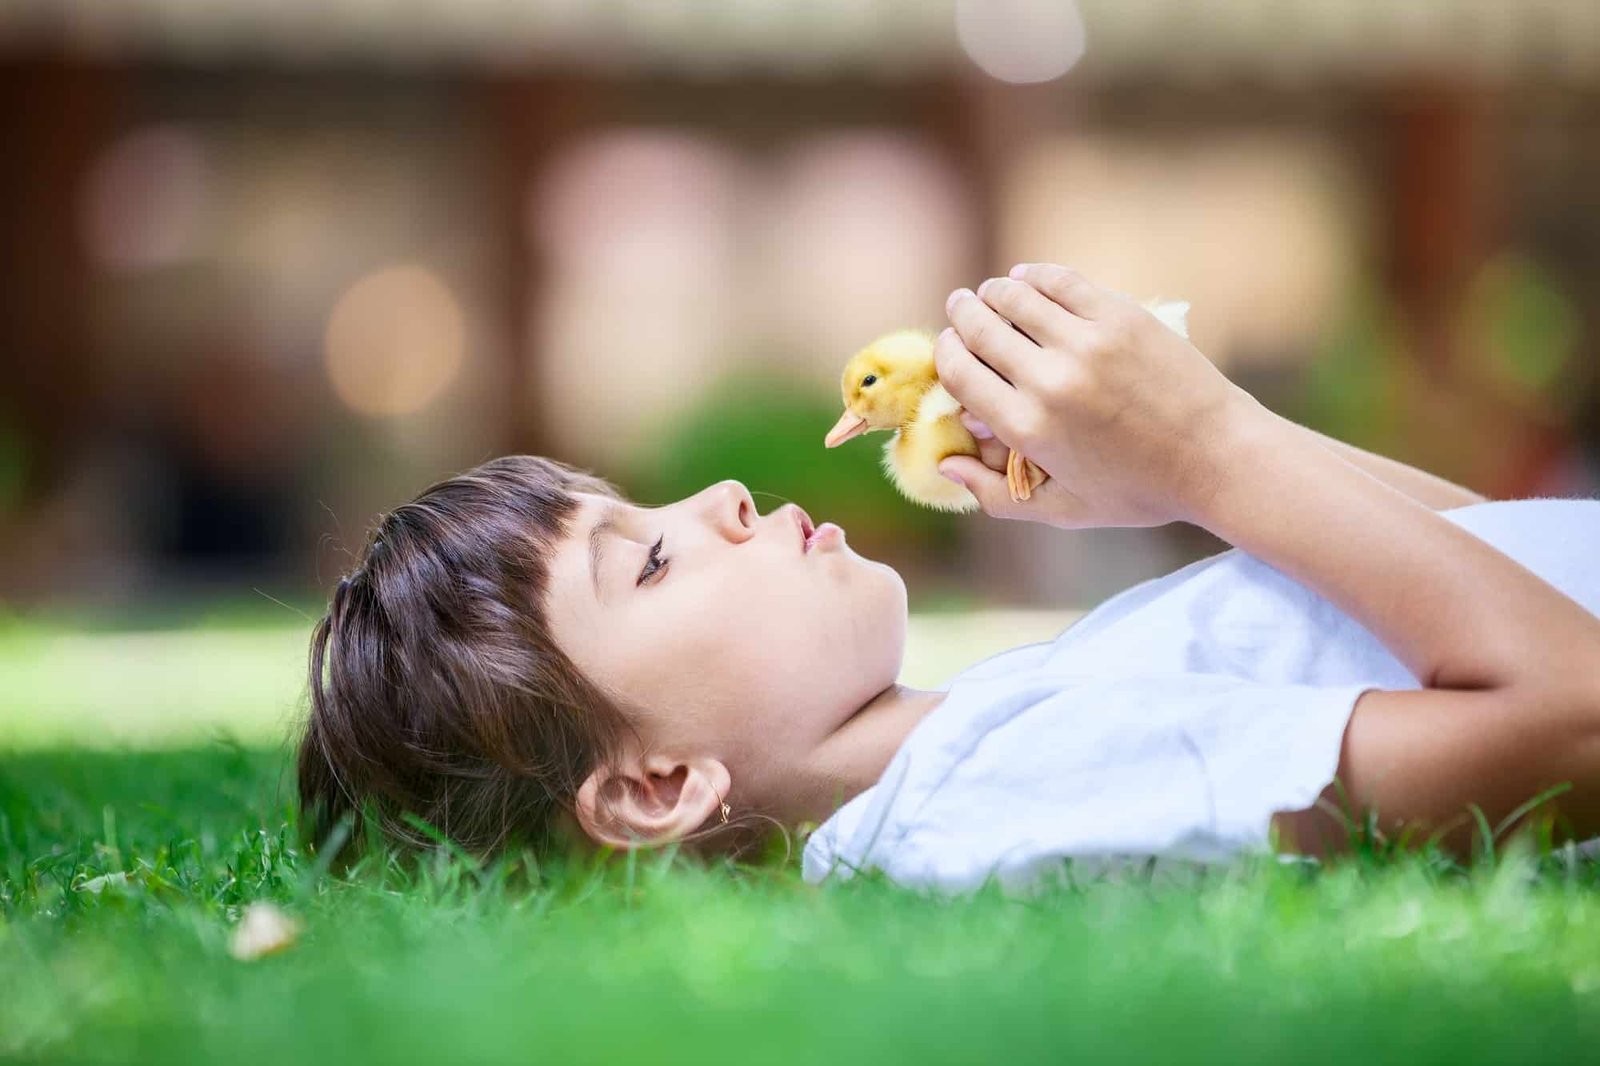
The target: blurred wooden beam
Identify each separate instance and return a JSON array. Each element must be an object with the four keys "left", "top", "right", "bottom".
[
  {"left": 477, "top": 74, "right": 612, "bottom": 459},
  {"left": 0, "top": 58, "right": 126, "bottom": 501},
  {"left": 1385, "top": 81, "right": 1499, "bottom": 377}
]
